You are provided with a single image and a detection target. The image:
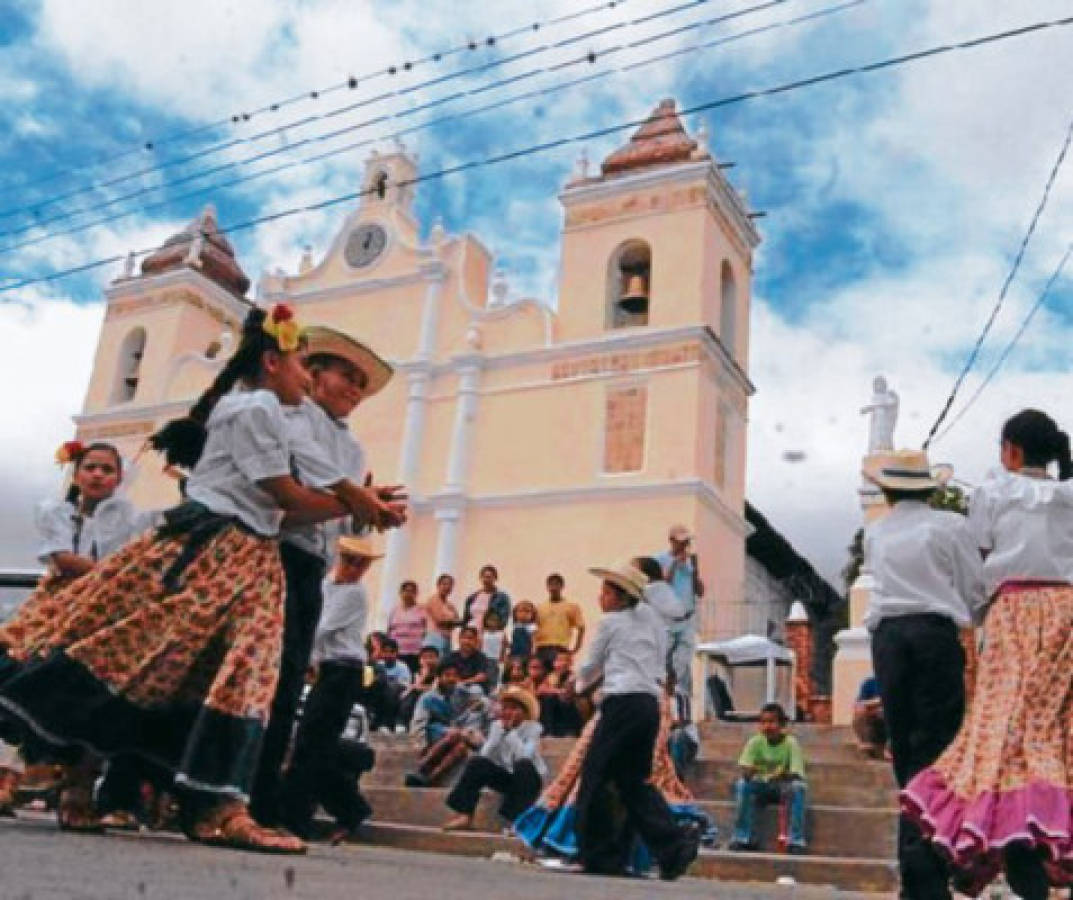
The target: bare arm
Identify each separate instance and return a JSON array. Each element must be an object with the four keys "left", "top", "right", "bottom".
[{"left": 259, "top": 476, "right": 351, "bottom": 527}]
